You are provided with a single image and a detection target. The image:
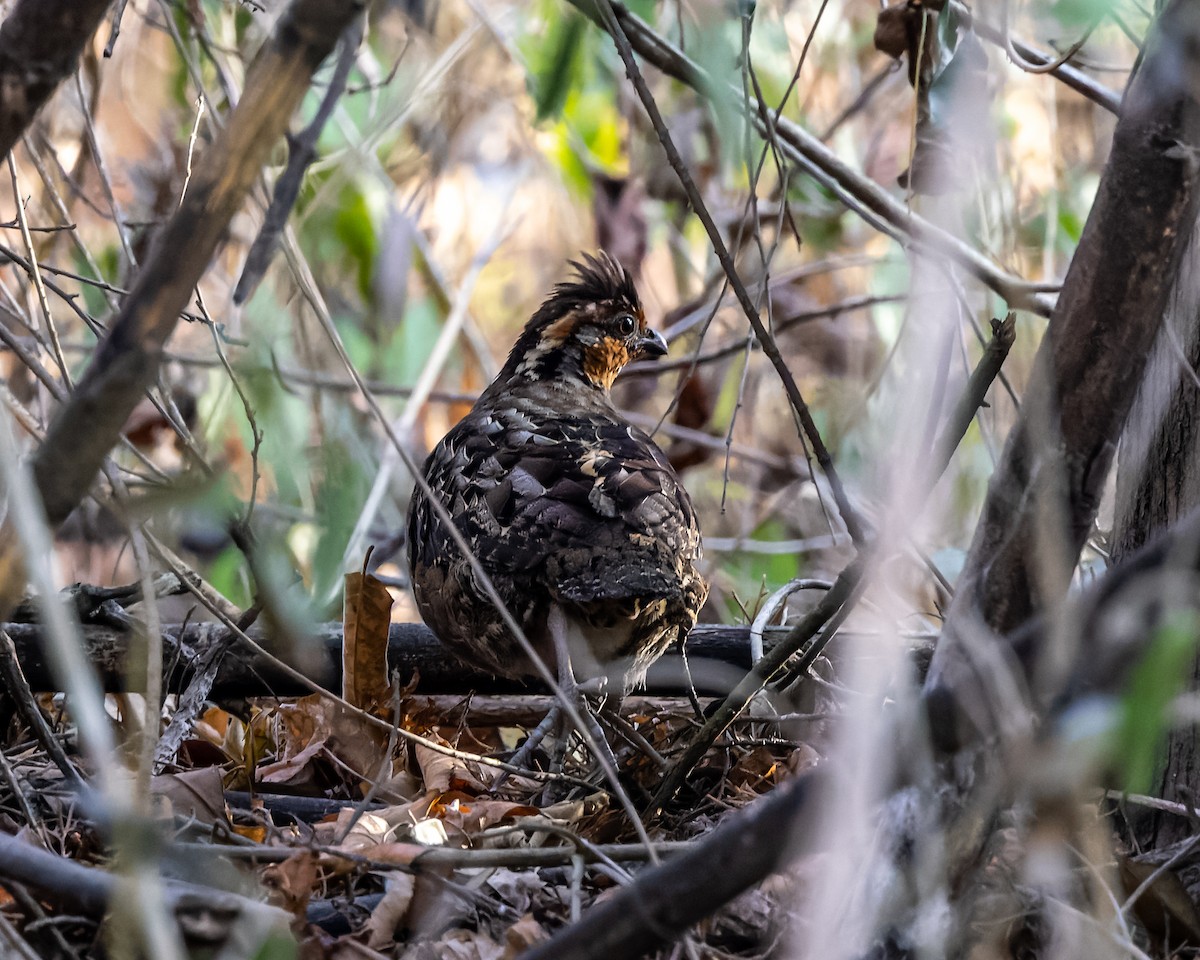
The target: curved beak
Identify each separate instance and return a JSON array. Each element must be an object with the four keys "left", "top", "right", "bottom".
[{"left": 637, "top": 327, "right": 669, "bottom": 359}]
